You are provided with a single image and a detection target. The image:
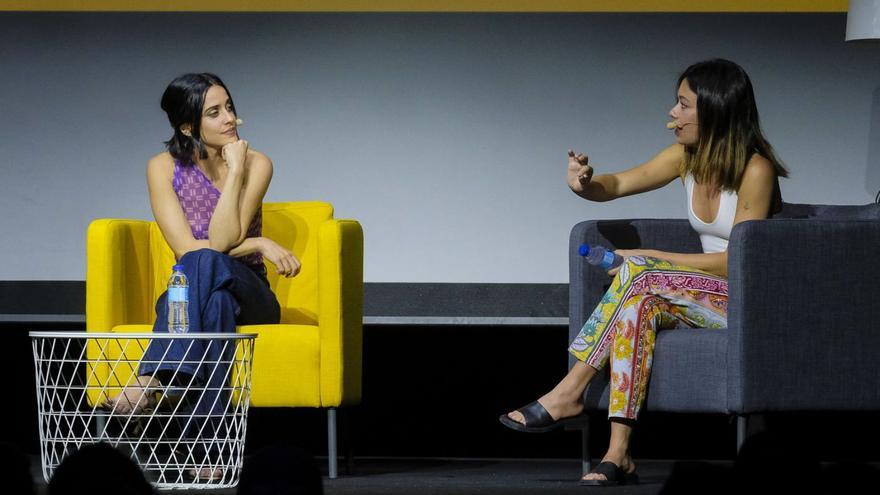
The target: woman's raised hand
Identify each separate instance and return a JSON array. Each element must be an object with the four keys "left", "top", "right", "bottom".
[
  {"left": 567, "top": 150, "right": 593, "bottom": 192},
  {"left": 221, "top": 139, "right": 249, "bottom": 173},
  {"left": 258, "top": 237, "right": 301, "bottom": 278}
]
